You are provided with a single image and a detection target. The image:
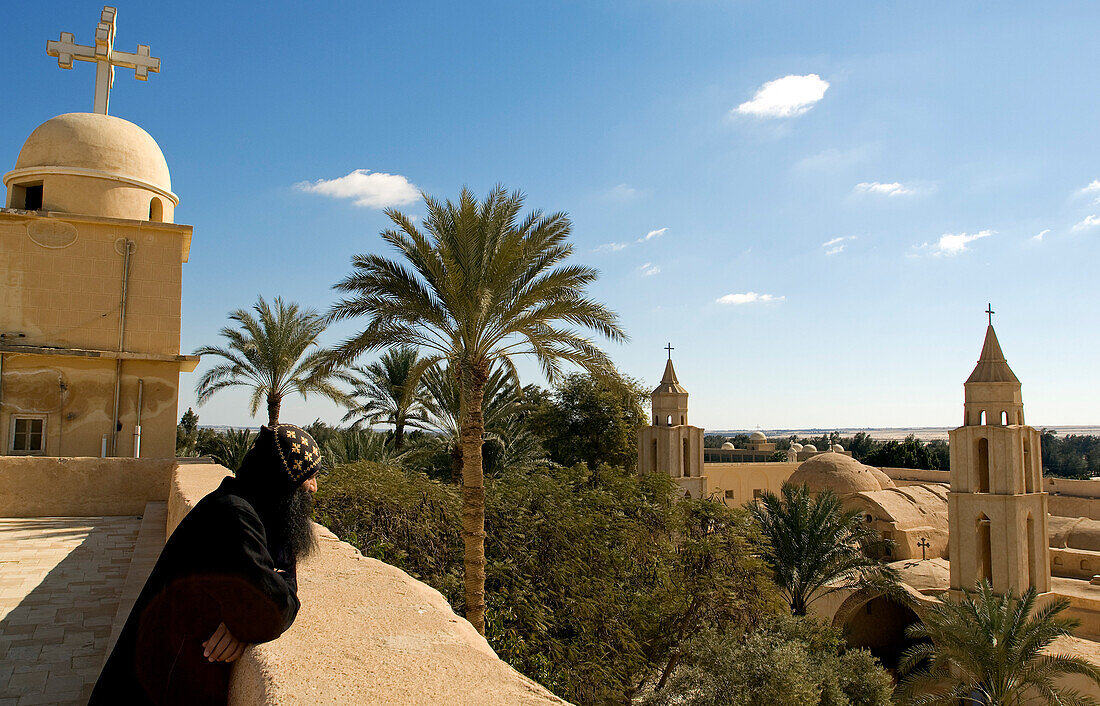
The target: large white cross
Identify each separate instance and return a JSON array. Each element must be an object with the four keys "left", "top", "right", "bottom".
[{"left": 46, "top": 6, "right": 160, "bottom": 115}]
